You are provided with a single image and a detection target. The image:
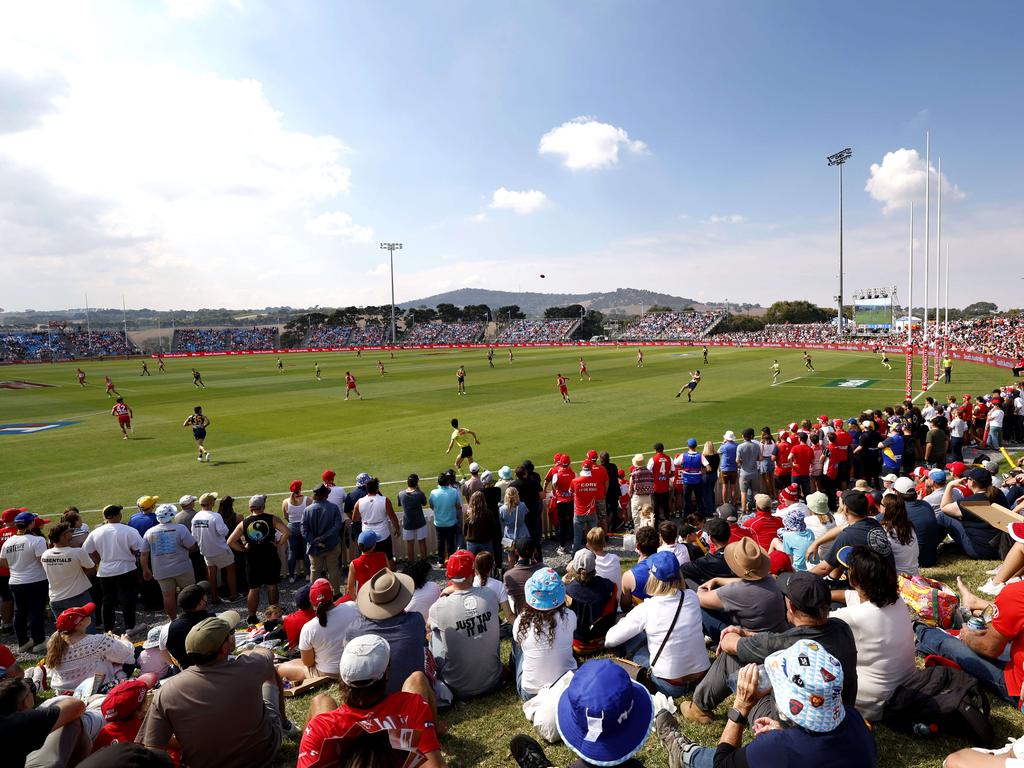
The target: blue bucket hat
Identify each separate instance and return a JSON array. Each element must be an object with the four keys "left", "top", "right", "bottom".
[
  {"left": 356, "top": 472, "right": 371, "bottom": 486},
  {"left": 524, "top": 567, "right": 565, "bottom": 611},
  {"left": 781, "top": 508, "right": 807, "bottom": 533},
  {"left": 647, "top": 550, "right": 680, "bottom": 583},
  {"left": 556, "top": 659, "right": 653, "bottom": 766},
  {"left": 765, "top": 639, "right": 845, "bottom": 733}
]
